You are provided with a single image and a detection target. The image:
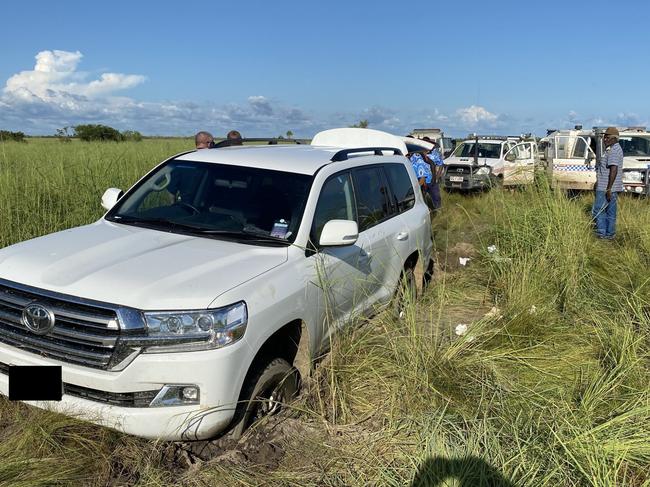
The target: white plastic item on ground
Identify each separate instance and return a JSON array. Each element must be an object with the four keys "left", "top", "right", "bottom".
[
  {"left": 458, "top": 257, "right": 470, "bottom": 266},
  {"left": 529, "top": 305, "right": 537, "bottom": 314},
  {"left": 454, "top": 323, "right": 469, "bottom": 336},
  {"left": 487, "top": 245, "right": 497, "bottom": 253},
  {"left": 484, "top": 306, "right": 502, "bottom": 320}
]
